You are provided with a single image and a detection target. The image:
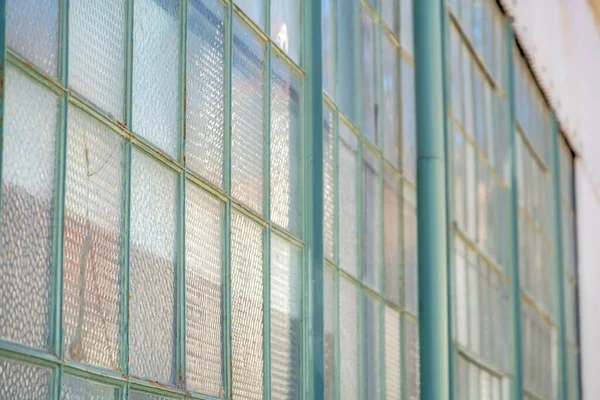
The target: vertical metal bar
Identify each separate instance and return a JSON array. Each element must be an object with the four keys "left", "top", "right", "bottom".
[
  {"left": 551, "top": 112, "right": 569, "bottom": 400},
  {"left": 506, "top": 20, "right": 524, "bottom": 400},
  {"left": 307, "top": 0, "right": 325, "bottom": 398},
  {"left": 413, "top": 0, "right": 450, "bottom": 399}
]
